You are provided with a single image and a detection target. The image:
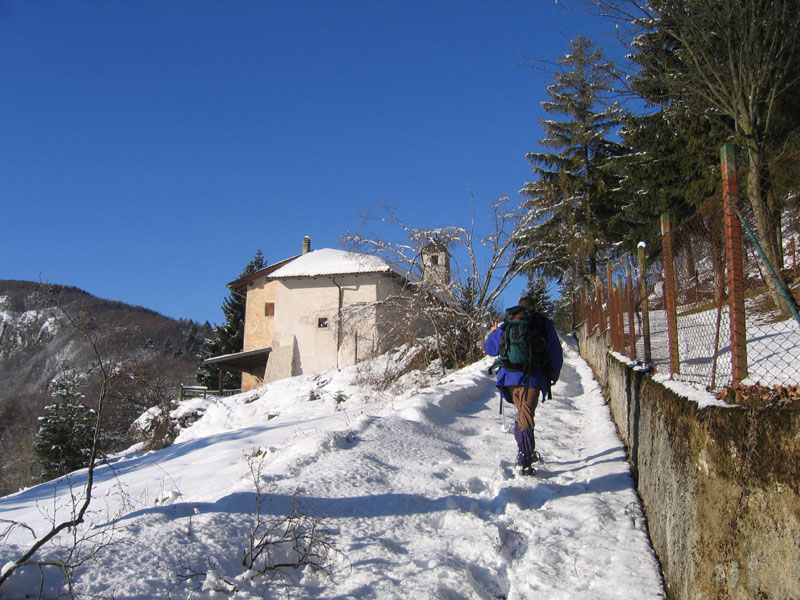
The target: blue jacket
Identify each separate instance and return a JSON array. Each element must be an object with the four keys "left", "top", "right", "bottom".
[{"left": 484, "top": 312, "right": 563, "bottom": 396}]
